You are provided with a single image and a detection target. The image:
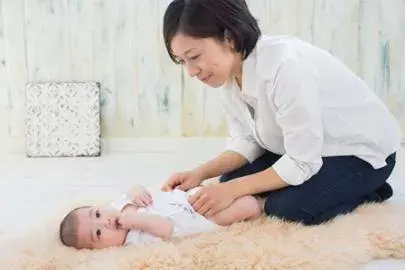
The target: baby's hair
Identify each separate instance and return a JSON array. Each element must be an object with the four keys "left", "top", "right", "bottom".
[{"left": 59, "top": 206, "right": 90, "bottom": 249}]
